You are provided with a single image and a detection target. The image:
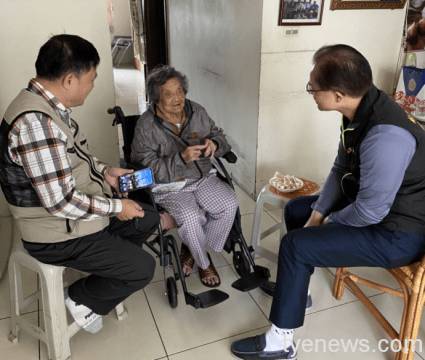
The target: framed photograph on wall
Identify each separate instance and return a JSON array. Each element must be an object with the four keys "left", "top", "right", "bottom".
[{"left": 278, "top": 0, "right": 324, "bottom": 25}]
